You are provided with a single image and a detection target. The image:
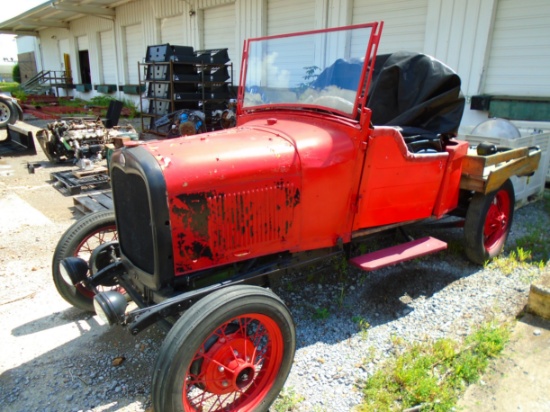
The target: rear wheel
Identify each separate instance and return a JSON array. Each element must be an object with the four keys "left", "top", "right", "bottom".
[
  {"left": 153, "top": 285, "right": 296, "bottom": 412},
  {"left": 464, "top": 179, "right": 515, "bottom": 264},
  {"left": 52, "top": 210, "right": 118, "bottom": 311}
]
